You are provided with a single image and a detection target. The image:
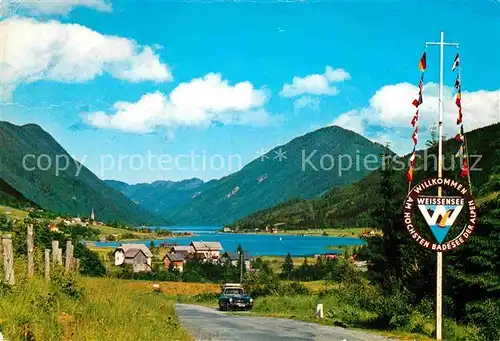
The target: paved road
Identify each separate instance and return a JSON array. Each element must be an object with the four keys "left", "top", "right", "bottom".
[{"left": 176, "top": 304, "right": 394, "bottom": 341}]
